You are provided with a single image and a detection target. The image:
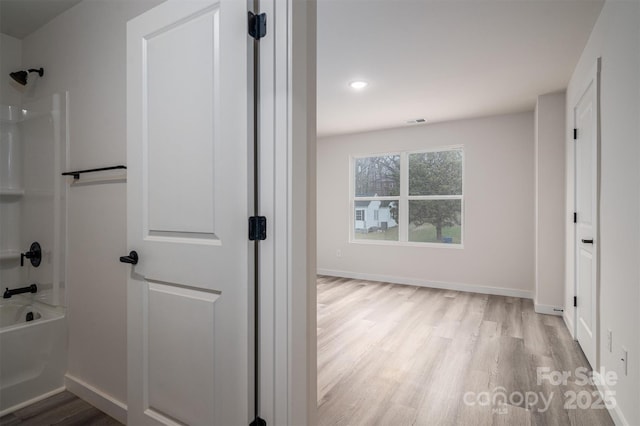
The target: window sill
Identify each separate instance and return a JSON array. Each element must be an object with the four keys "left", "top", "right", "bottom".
[{"left": 348, "top": 239, "right": 464, "bottom": 249}]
